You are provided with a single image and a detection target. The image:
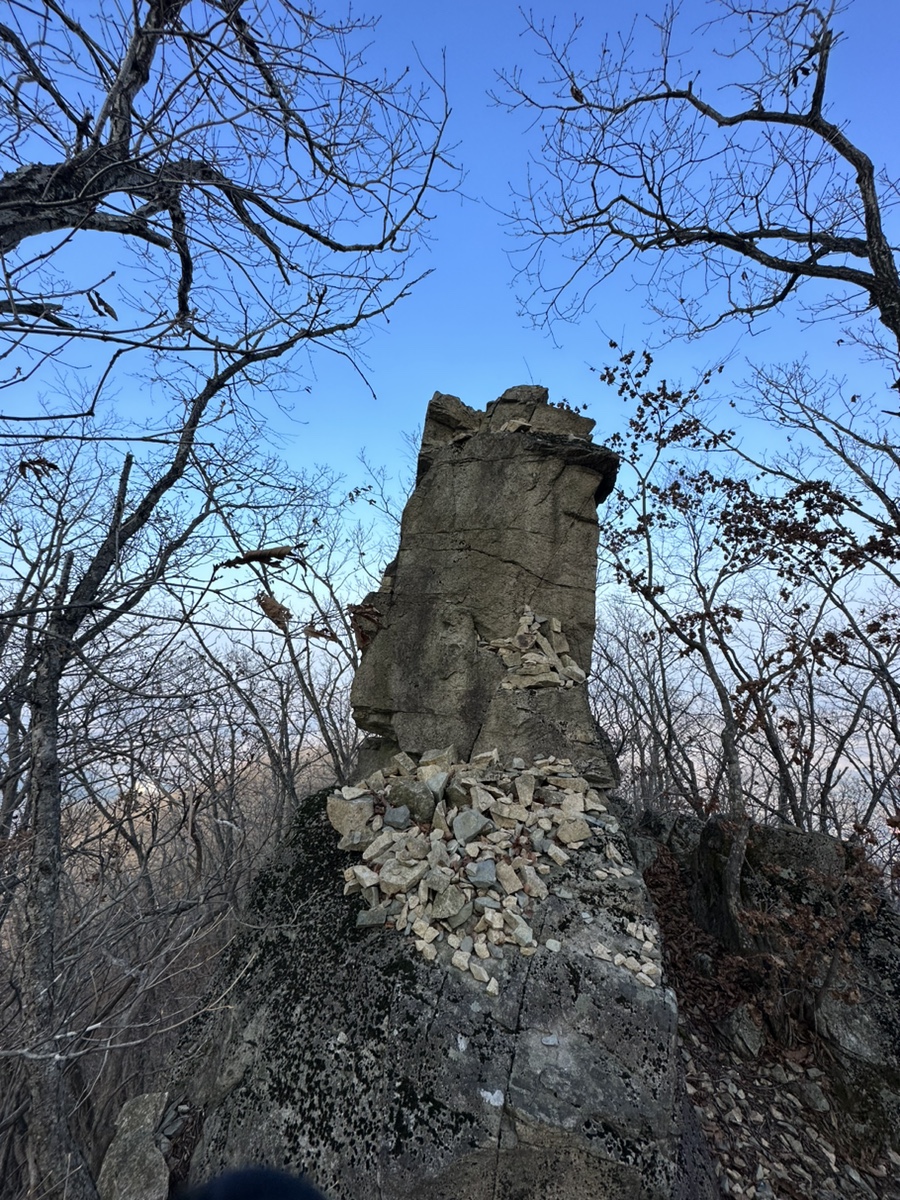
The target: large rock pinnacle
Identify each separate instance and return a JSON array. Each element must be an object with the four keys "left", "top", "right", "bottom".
[{"left": 350, "top": 386, "right": 619, "bottom": 774}]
